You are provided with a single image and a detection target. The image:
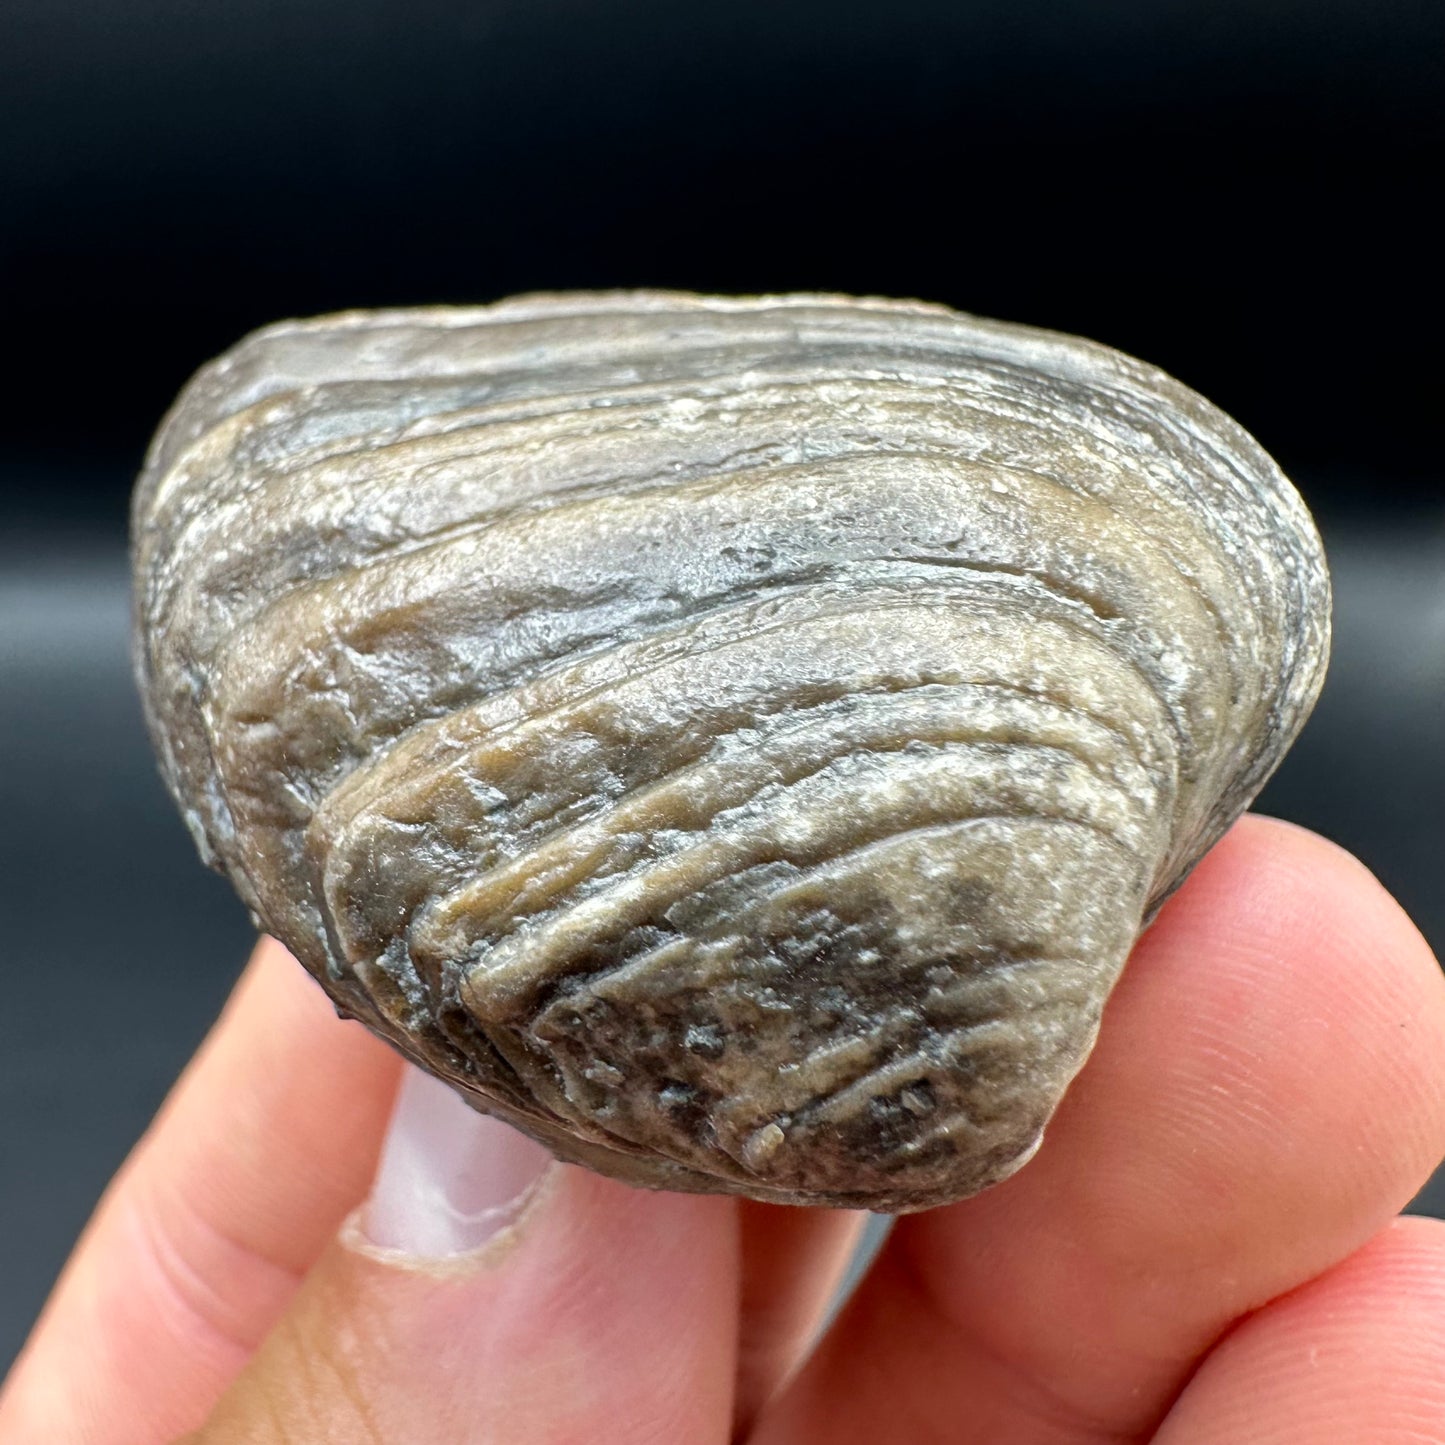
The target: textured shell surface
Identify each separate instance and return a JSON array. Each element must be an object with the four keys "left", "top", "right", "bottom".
[{"left": 131, "top": 291, "right": 1330, "bottom": 1211}]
